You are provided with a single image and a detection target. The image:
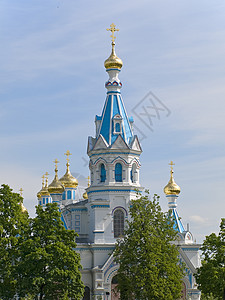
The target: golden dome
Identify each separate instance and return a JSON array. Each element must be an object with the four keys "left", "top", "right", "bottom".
[
  {"left": 164, "top": 169, "right": 181, "bottom": 196},
  {"left": 48, "top": 167, "right": 65, "bottom": 194},
  {"left": 83, "top": 175, "right": 90, "bottom": 200},
  {"left": 83, "top": 191, "right": 88, "bottom": 200},
  {"left": 20, "top": 202, "right": 27, "bottom": 213},
  {"left": 104, "top": 42, "right": 123, "bottom": 70},
  {"left": 37, "top": 174, "right": 50, "bottom": 198},
  {"left": 59, "top": 162, "right": 78, "bottom": 188}
]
